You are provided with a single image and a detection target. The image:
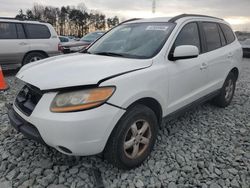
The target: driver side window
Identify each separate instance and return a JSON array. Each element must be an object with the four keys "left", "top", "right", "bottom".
[{"left": 174, "top": 22, "right": 201, "bottom": 53}]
